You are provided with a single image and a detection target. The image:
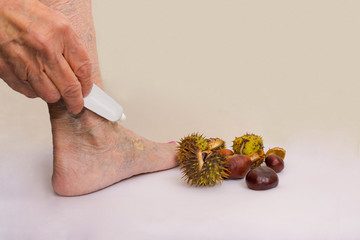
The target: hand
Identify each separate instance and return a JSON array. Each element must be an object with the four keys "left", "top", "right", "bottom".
[{"left": 0, "top": 0, "right": 93, "bottom": 114}]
